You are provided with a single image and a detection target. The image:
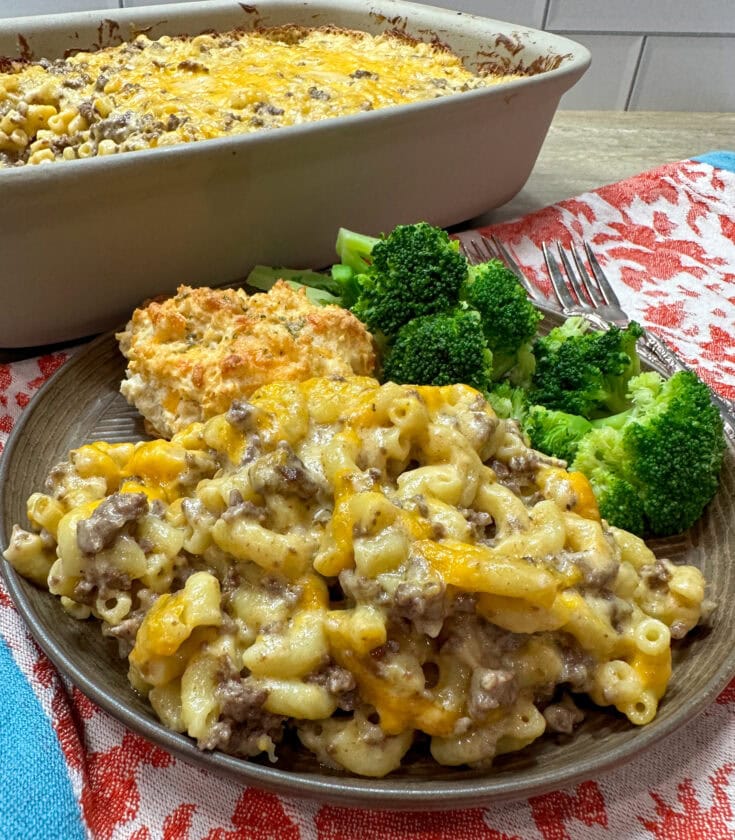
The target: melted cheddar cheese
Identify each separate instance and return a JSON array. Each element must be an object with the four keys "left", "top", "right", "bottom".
[
  {"left": 0, "top": 26, "right": 522, "bottom": 167},
  {"left": 4, "top": 376, "right": 710, "bottom": 776}
]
